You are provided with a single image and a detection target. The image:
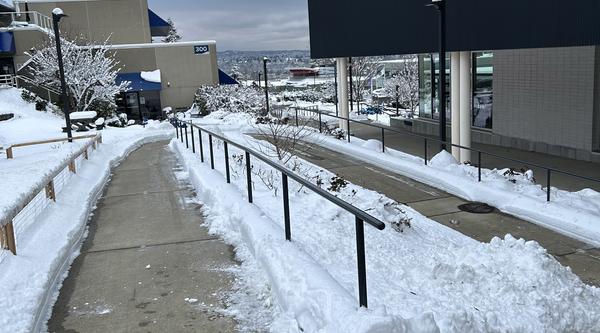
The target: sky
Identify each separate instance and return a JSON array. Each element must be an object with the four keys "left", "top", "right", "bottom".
[{"left": 147, "top": 0, "right": 310, "bottom": 51}]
